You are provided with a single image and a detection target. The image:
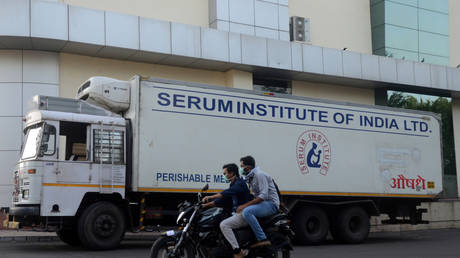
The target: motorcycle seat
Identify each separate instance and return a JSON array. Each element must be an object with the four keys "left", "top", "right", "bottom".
[{"left": 257, "top": 213, "right": 288, "bottom": 227}]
